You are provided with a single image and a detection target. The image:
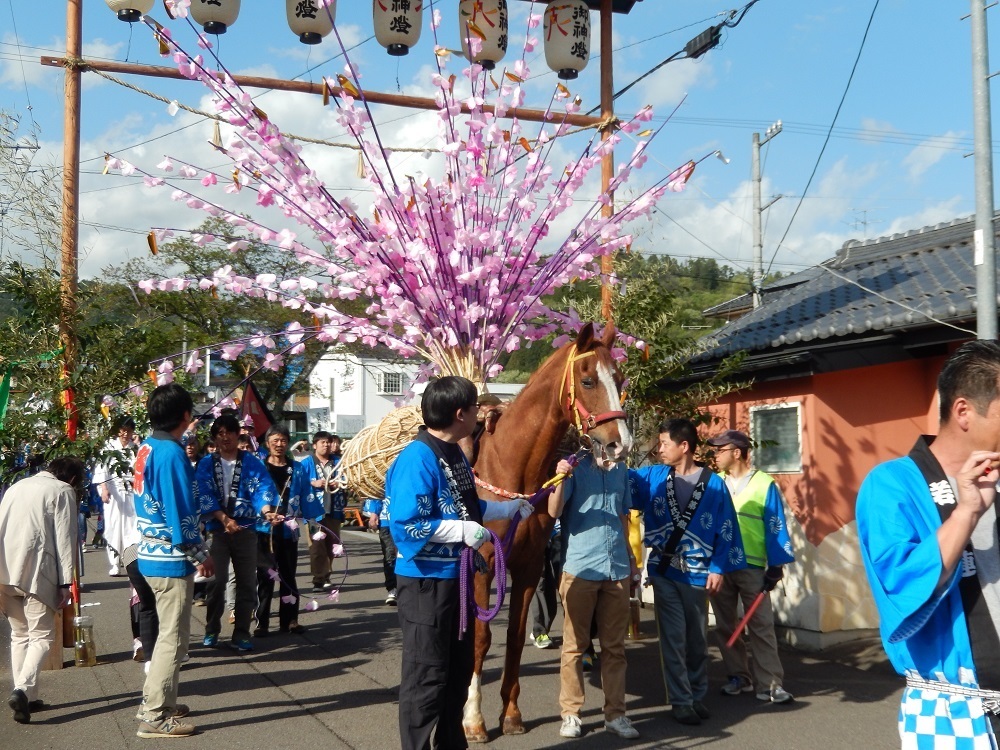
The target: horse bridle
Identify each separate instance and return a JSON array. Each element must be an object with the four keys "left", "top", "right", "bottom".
[{"left": 559, "top": 344, "right": 627, "bottom": 434}]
